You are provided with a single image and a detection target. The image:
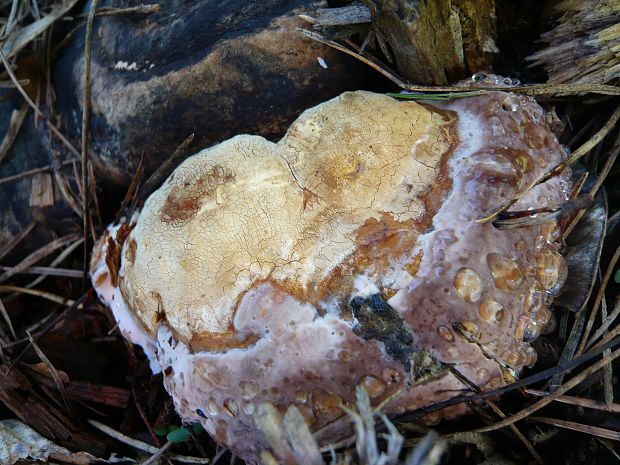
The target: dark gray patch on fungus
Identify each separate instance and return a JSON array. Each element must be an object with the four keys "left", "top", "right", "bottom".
[{"left": 350, "top": 293, "right": 415, "bottom": 370}]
